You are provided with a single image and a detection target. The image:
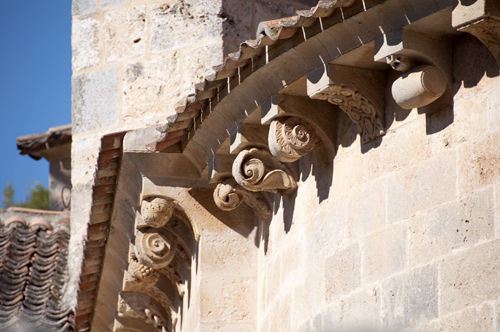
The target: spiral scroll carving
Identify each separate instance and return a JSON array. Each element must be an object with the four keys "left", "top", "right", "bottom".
[
  {"left": 232, "top": 148, "right": 296, "bottom": 195},
  {"left": 140, "top": 197, "right": 174, "bottom": 228},
  {"left": 214, "top": 178, "right": 272, "bottom": 221},
  {"left": 269, "top": 117, "right": 316, "bottom": 163},
  {"left": 135, "top": 228, "right": 178, "bottom": 269},
  {"left": 213, "top": 179, "right": 243, "bottom": 211},
  {"left": 312, "top": 84, "right": 384, "bottom": 144}
]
